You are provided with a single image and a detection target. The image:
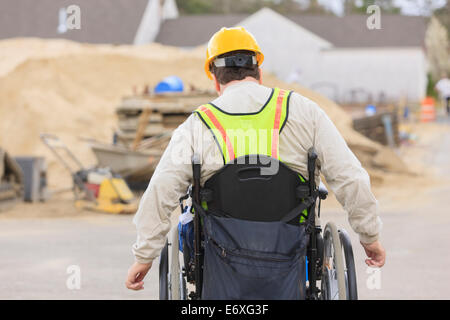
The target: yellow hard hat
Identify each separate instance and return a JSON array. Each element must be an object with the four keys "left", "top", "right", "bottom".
[{"left": 204, "top": 26, "right": 264, "bottom": 80}]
